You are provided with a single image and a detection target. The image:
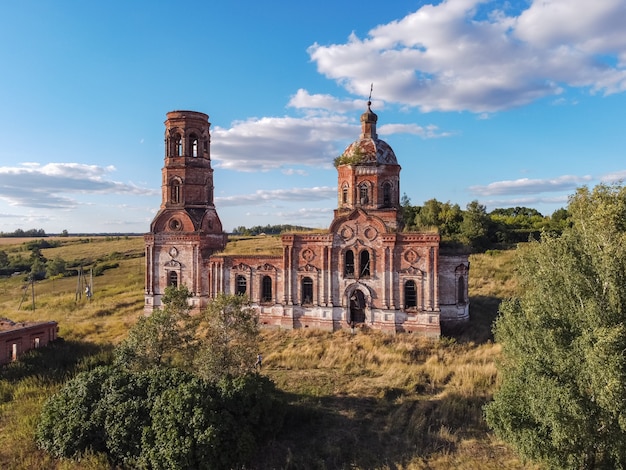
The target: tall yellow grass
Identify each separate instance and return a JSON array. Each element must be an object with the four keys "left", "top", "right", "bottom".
[{"left": 0, "top": 238, "right": 537, "bottom": 469}]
